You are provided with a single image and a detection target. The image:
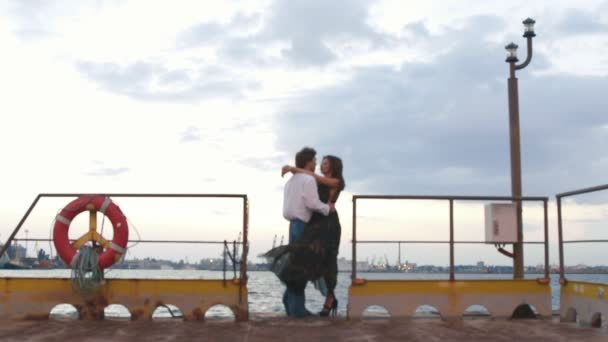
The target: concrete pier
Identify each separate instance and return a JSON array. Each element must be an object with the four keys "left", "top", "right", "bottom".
[{"left": 1, "top": 317, "right": 606, "bottom": 342}]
